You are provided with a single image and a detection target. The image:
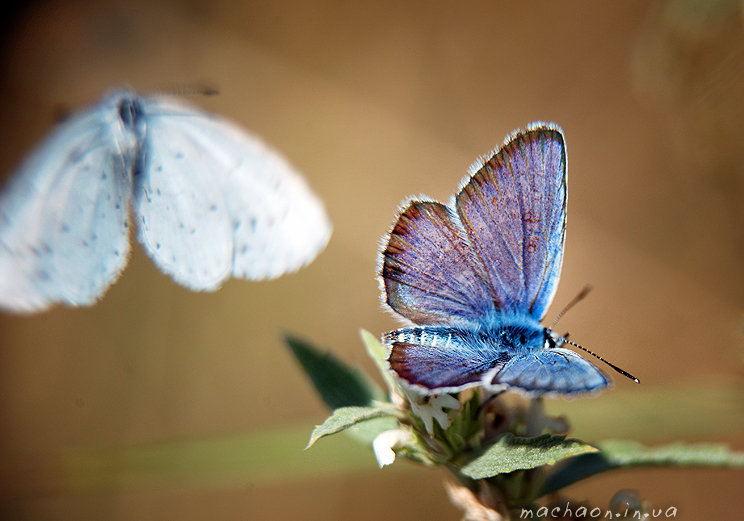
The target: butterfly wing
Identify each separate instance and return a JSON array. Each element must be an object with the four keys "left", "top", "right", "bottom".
[
  {"left": 0, "top": 100, "right": 134, "bottom": 312},
  {"left": 455, "top": 124, "right": 566, "bottom": 319},
  {"left": 381, "top": 201, "right": 495, "bottom": 325},
  {"left": 491, "top": 348, "right": 608, "bottom": 395},
  {"left": 385, "top": 326, "right": 510, "bottom": 393},
  {"left": 134, "top": 97, "right": 331, "bottom": 290}
]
